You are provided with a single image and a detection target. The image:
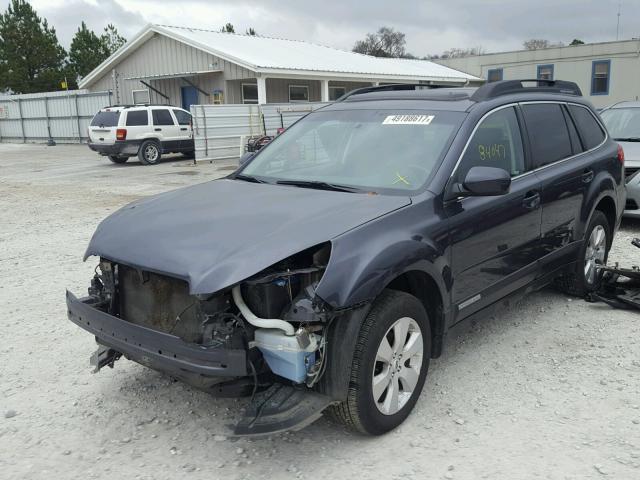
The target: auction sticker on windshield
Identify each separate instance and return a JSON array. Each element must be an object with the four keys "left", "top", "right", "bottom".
[{"left": 382, "top": 114, "right": 435, "bottom": 125}]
